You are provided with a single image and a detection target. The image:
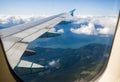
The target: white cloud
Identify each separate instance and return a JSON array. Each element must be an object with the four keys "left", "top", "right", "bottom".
[
  {"left": 49, "top": 59, "right": 60, "bottom": 68},
  {"left": 71, "top": 16, "right": 118, "bottom": 35},
  {"left": 97, "top": 27, "right": 113, "bottom": 35},
  {"left": 48, "top": 28, "right": 64, "bottom": 33},
  {"left": 71, "top": 23, "right": 97, "bottom": 35},
  {"left": 0, "top": 15, "right": 44, "bottom": 27},
  {"left": 57, "top": 29, "right": 64, "bottom": 33},
  {"left": 0, "top": 15, "right": 118, "bottom": 36}
]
